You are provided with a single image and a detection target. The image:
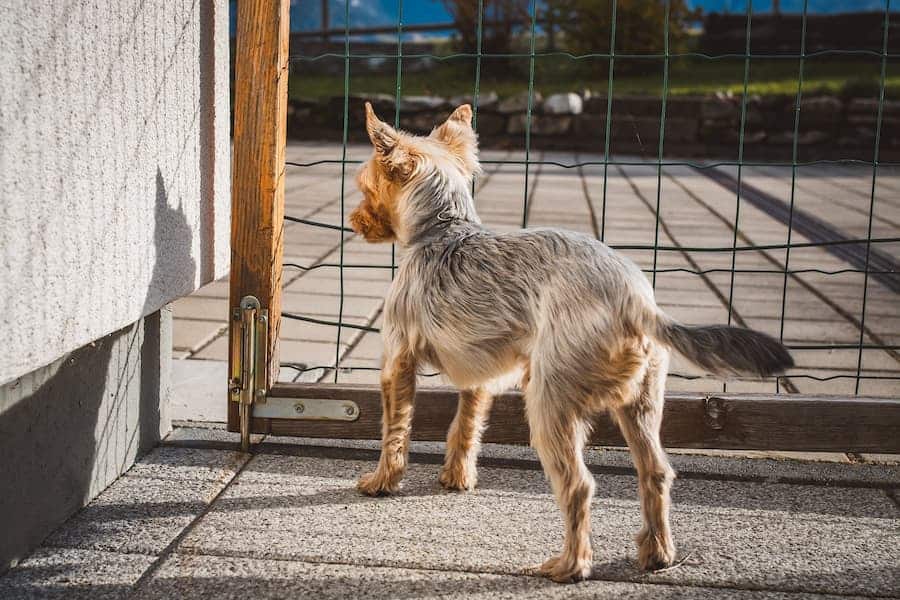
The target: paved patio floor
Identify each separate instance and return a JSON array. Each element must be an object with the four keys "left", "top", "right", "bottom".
[
  {"left": 2, "top": 425, "right": 898, "bottom": 599},
  {"left": 173, "top": 142, "right": 900, "bottom": 400}
]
